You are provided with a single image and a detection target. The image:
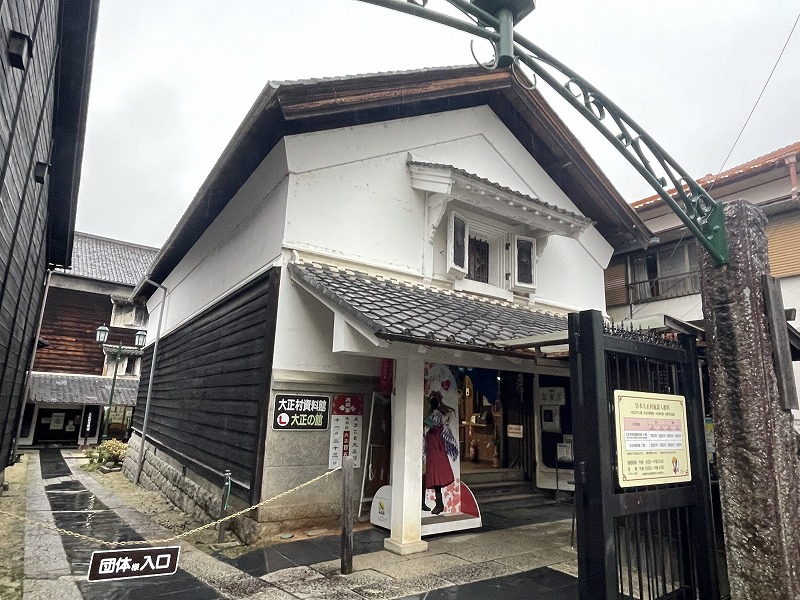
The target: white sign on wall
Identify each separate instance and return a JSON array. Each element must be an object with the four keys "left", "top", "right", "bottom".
[
  {"left": 507, "top": 424, "right": 523, "bottom": 439},
  {"left": 328, "top": 395, "right": 363, "bottom": 468}
]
